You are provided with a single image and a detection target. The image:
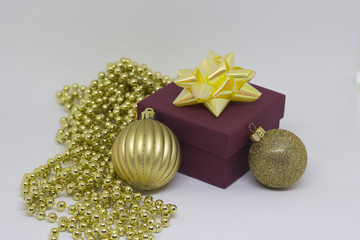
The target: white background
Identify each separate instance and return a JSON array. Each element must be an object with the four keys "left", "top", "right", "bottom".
[{"left": 1, "top": 0, "right": 359, "bottom": 239}]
